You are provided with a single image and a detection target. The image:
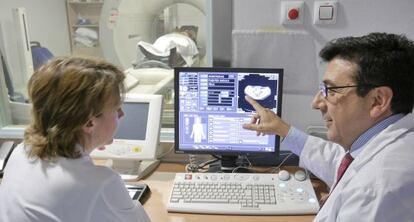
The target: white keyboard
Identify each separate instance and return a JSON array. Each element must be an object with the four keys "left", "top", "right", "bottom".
[{"left": 167, "top": 172, "right": 320, "bottom": 215}]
